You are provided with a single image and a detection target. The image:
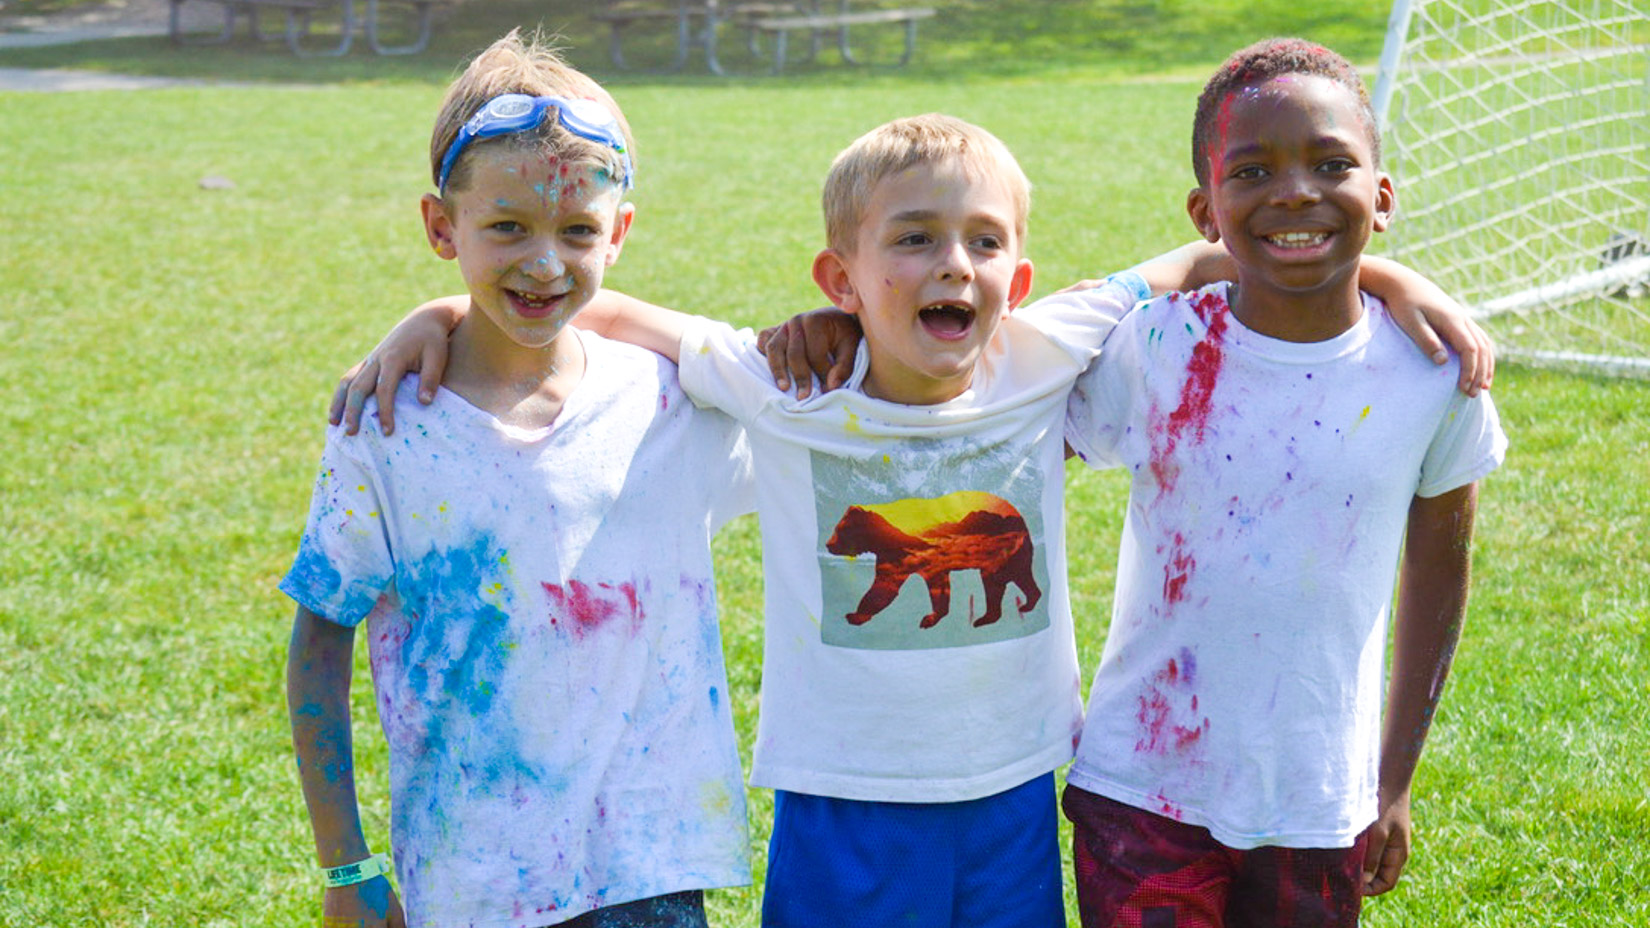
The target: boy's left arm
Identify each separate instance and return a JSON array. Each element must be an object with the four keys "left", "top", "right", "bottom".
[{"left": 1363, "top": 482, "right": 1479, "bottom": 897}]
